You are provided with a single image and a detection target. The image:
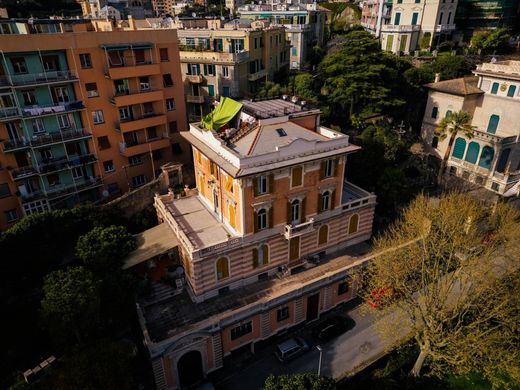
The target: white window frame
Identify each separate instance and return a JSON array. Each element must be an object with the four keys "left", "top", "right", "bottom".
[
  {"left": 57, "top": 114, "right": 70, "bottom": 129},
  {"left": 324, "top": 159, "right": 334, "bottom": 177},
  {"left": 166, "top": 98, "right": 176, "bottom": 111},
  {"left": 32, "top": 118, "right": 45, "bottom": 134},
  {"left": 222, "top": 65, "right": 229, "bottom": 78},
  {"left": 71, "top": 166, "right": 83, "bottom": 179},
  {"left": 103, "top": 160, "right": 114, "bottom": 173},
  {"left": 92, "top": 110, "right": 104, "bottom": 124},
  {"left": 291, "top": 199, "right": 300, "bottom": 224},
  {"left": 54, "top": 86, "right": 70, "bottom": 103},
  {"left": 258, "top": 208, "right": 267, "bottom": 230},
  {"left": 132, "top": 174, "right": 146, "bottom": 187},
  {"left": 257, "top": 175, "right": 267, "bottom": 194},
  {"left": 322, "top": 191, "right": 330, "bottom": 211}
]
